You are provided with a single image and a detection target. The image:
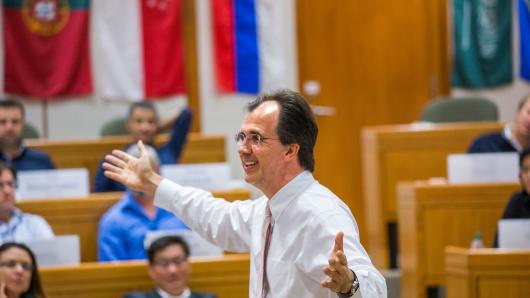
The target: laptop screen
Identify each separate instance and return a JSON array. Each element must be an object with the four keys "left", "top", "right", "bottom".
[{"left": 23, "top": 235, "right": 80, "bottom": 267}]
